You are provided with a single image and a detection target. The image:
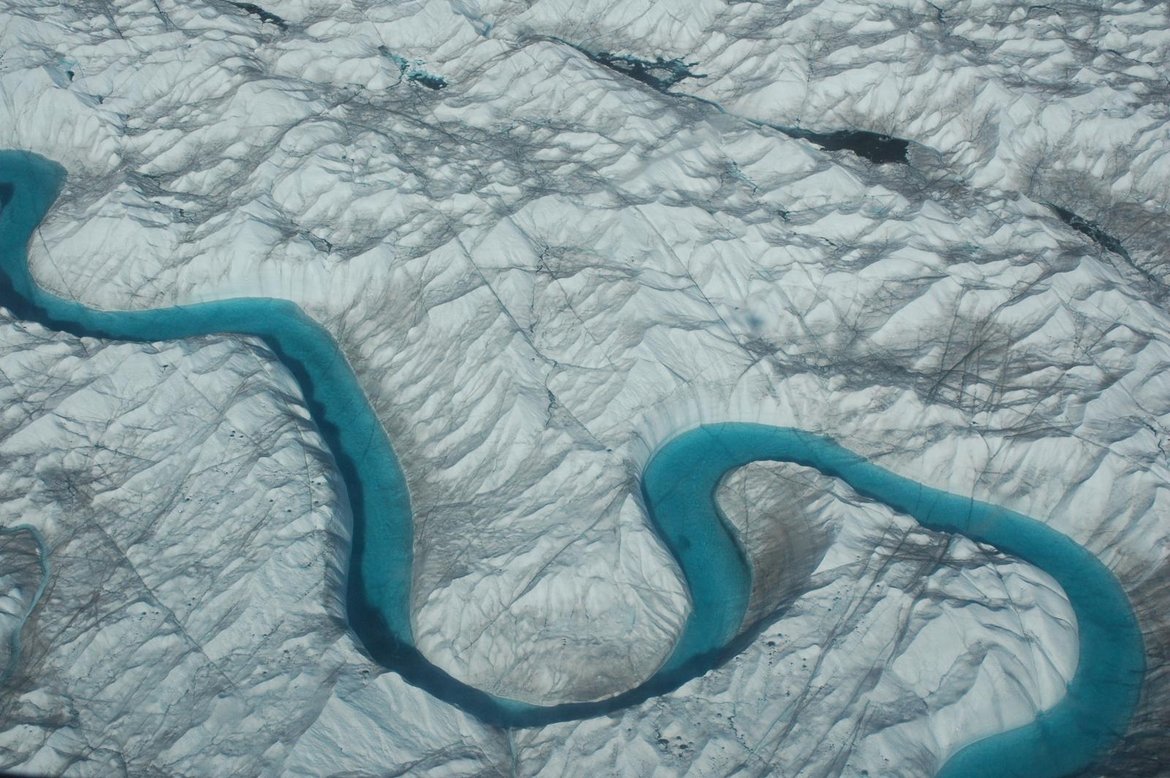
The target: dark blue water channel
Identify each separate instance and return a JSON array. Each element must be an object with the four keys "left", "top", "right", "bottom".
[{"left": 0, "top": 150, "right": 1143, "bottom": 775}]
